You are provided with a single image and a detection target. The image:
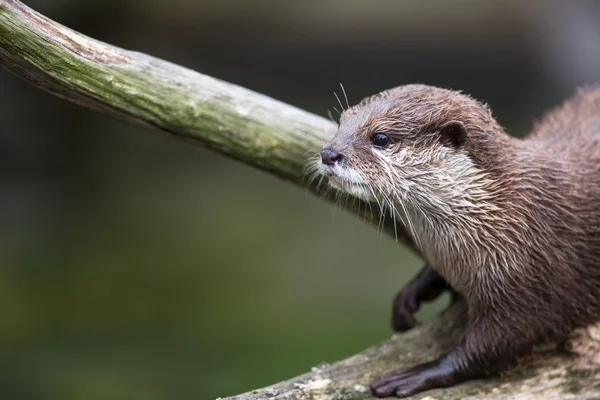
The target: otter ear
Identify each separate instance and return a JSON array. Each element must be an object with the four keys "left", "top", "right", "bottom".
[{"left": 439, "top": 120, "right": 467, "bottom": 148}]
